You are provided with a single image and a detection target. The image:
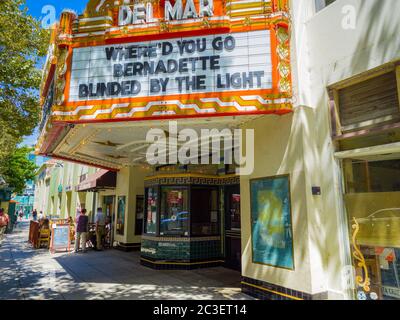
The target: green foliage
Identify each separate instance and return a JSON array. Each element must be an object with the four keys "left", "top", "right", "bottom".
[
  {"left": 0, "top": 0, "right": 49, "bottom": 180},
  {"left": 1, "top": 146, "right": 37, "bottom": 194}
]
